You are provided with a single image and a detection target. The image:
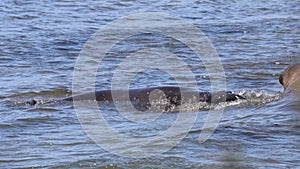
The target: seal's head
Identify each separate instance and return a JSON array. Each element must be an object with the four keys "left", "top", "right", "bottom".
[{"left": 279, "top": 63, "right": 300, "bottom": 93}]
